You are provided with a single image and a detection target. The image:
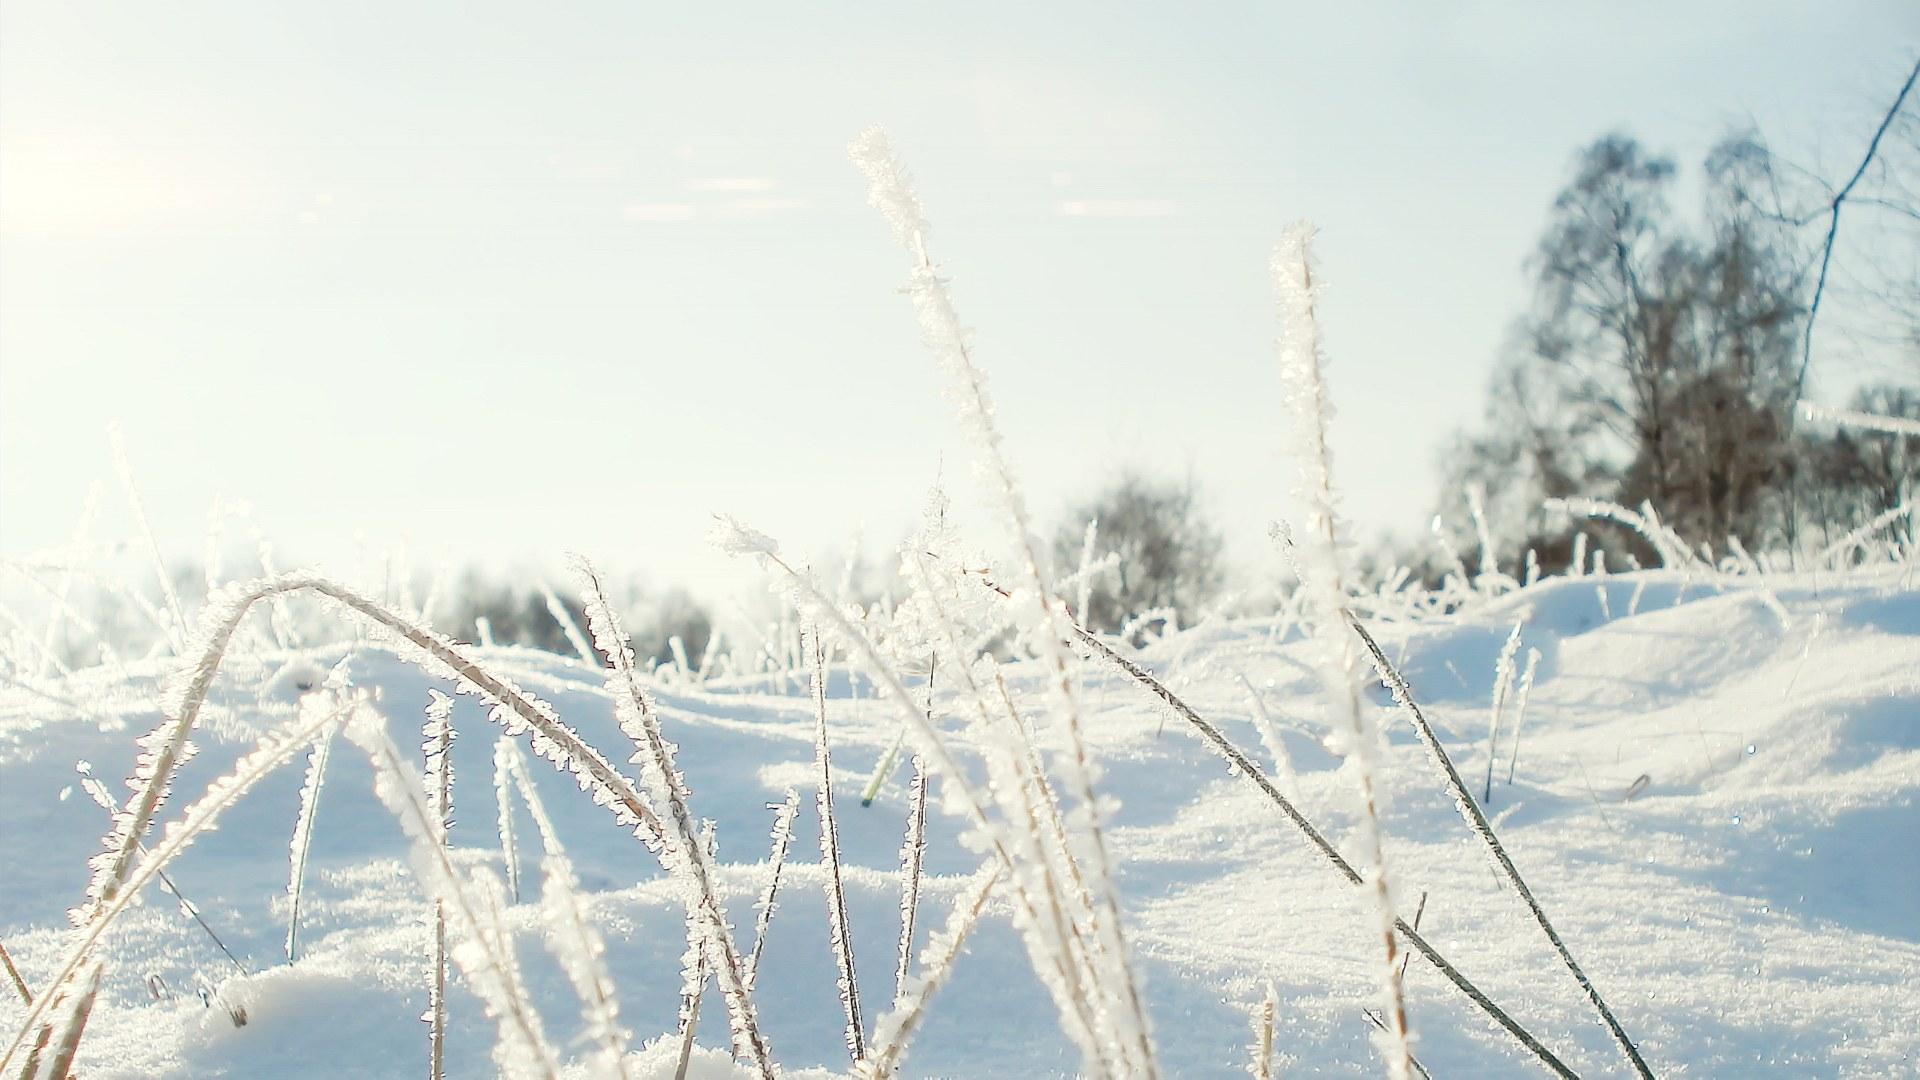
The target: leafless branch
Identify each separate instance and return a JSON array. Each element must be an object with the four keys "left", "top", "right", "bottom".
[{"left": 1794, "top": 57, "right": 1920, "bottom": 401}]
